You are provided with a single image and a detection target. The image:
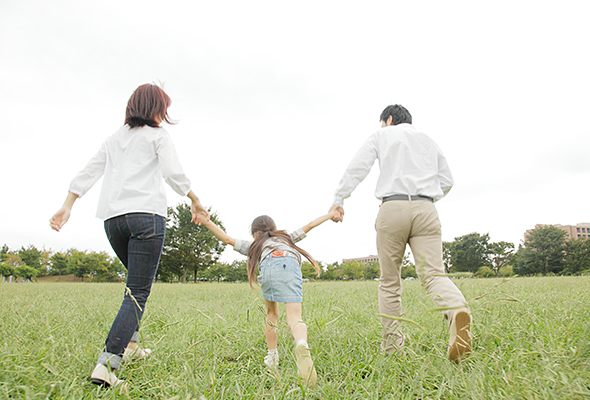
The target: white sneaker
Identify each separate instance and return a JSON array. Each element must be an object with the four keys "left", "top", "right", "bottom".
[
  {"left": 264, "top": 353, "right": 279, "bottom": 368},
  {"left": 123, "top": 346, "right": 152, "bottom": 362},
  {"left": 90, "top": 363, "right": 126, "bottom": 388}
]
